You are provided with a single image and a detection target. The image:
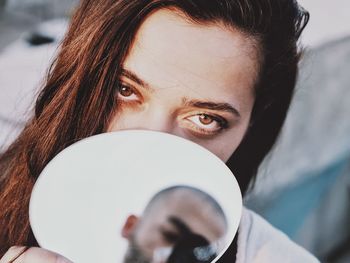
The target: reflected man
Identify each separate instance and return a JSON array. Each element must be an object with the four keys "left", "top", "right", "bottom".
[{"left": 121, "top": 185, "right": 227, "bottom": 263}]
